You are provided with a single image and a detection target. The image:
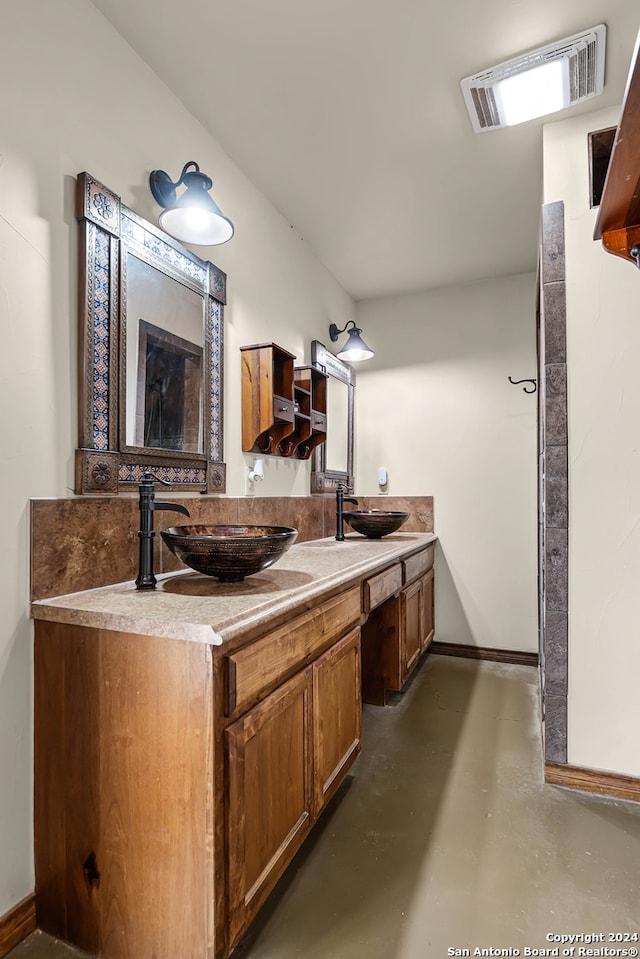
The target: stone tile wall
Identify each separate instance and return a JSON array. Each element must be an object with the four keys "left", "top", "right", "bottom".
[
  {"left": 540, "top": 200, "right": 568, "bottom": 763},
  {"left": 31, "top": 494, "right": 434, "bottom": 601}
]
